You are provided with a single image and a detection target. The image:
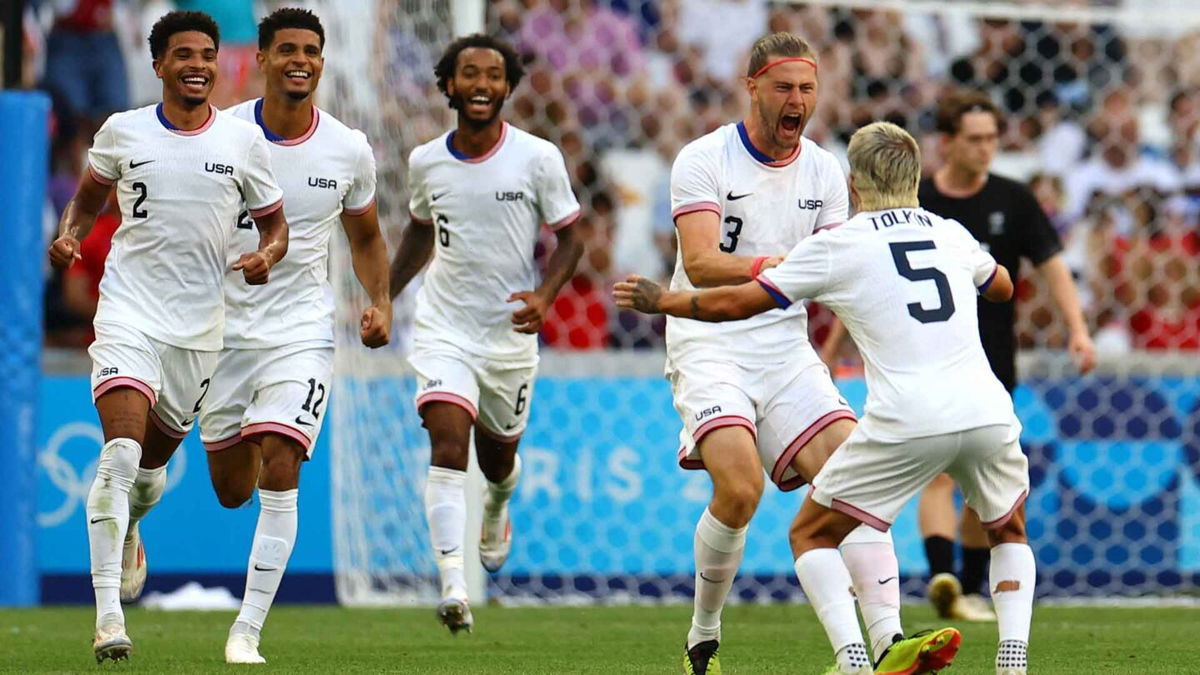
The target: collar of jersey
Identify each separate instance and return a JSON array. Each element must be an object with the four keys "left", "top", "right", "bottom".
[
  {"left": 156, "top": 103, "right": 216, "bottom": 136},
  {"left": 254, "top": 98, "right": 320, "bottom": 145},
  {"left": 447, "top": 122, "right": 508, "bottom": 163},
  {"left": 736, "top": 121, "right": 802, "bottom": 168}
]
